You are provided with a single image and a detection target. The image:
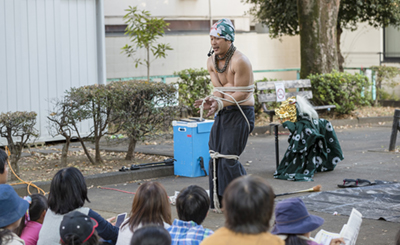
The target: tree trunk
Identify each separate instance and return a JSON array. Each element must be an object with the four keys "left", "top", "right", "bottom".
[
  {"left": 337, "top": 24, "right": 345, "bottom": 72},
  {"left": 78, "top": 138, "right": 96, "bottom": 165},
  {"left": 9, "top": 156, "right": 19, "bottom": 181},
  {"left": 125, "top": 137, "right": 137, "bottom": 161},
  {"left": 297, "top": 0, "right": 340, "bottom": 79},
  {"left": 61, "top": 138, "right": 70, "bottom": 166},
  {"left": 5, "top": 134, "right": 21, "bottom": 181},
  {"left": 95, "top": 136, "right": 103, "bottom": 164},
  {"left": 147, "top": 46, "right": 150, "bottom": 81}
]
